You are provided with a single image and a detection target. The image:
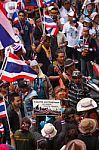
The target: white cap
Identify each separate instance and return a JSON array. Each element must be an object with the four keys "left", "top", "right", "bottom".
[{"left": 30, "top": 60, "right": 38, "bottom": 67}]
